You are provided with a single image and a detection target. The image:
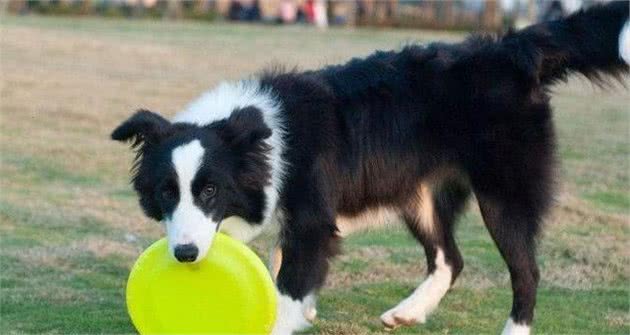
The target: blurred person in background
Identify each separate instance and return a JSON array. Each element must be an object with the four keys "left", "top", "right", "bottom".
[
  {"left": 313, "top": 0, "right": 328, "bottom": 28},
  {"left": 228, "top": 0, "right": 261, "bottom": 22},
  {"left": 303, "top": 0, "right": 328, "bottom": 28},
  {"left": 279, "top": 0, "right": 297, "bottom": 23}
]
